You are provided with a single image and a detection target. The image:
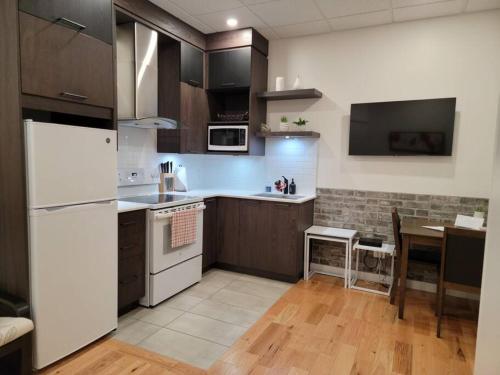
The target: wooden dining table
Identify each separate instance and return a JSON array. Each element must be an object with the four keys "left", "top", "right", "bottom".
[{"left": 399, "top": 217, "right": 444, "bottom": 319}]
